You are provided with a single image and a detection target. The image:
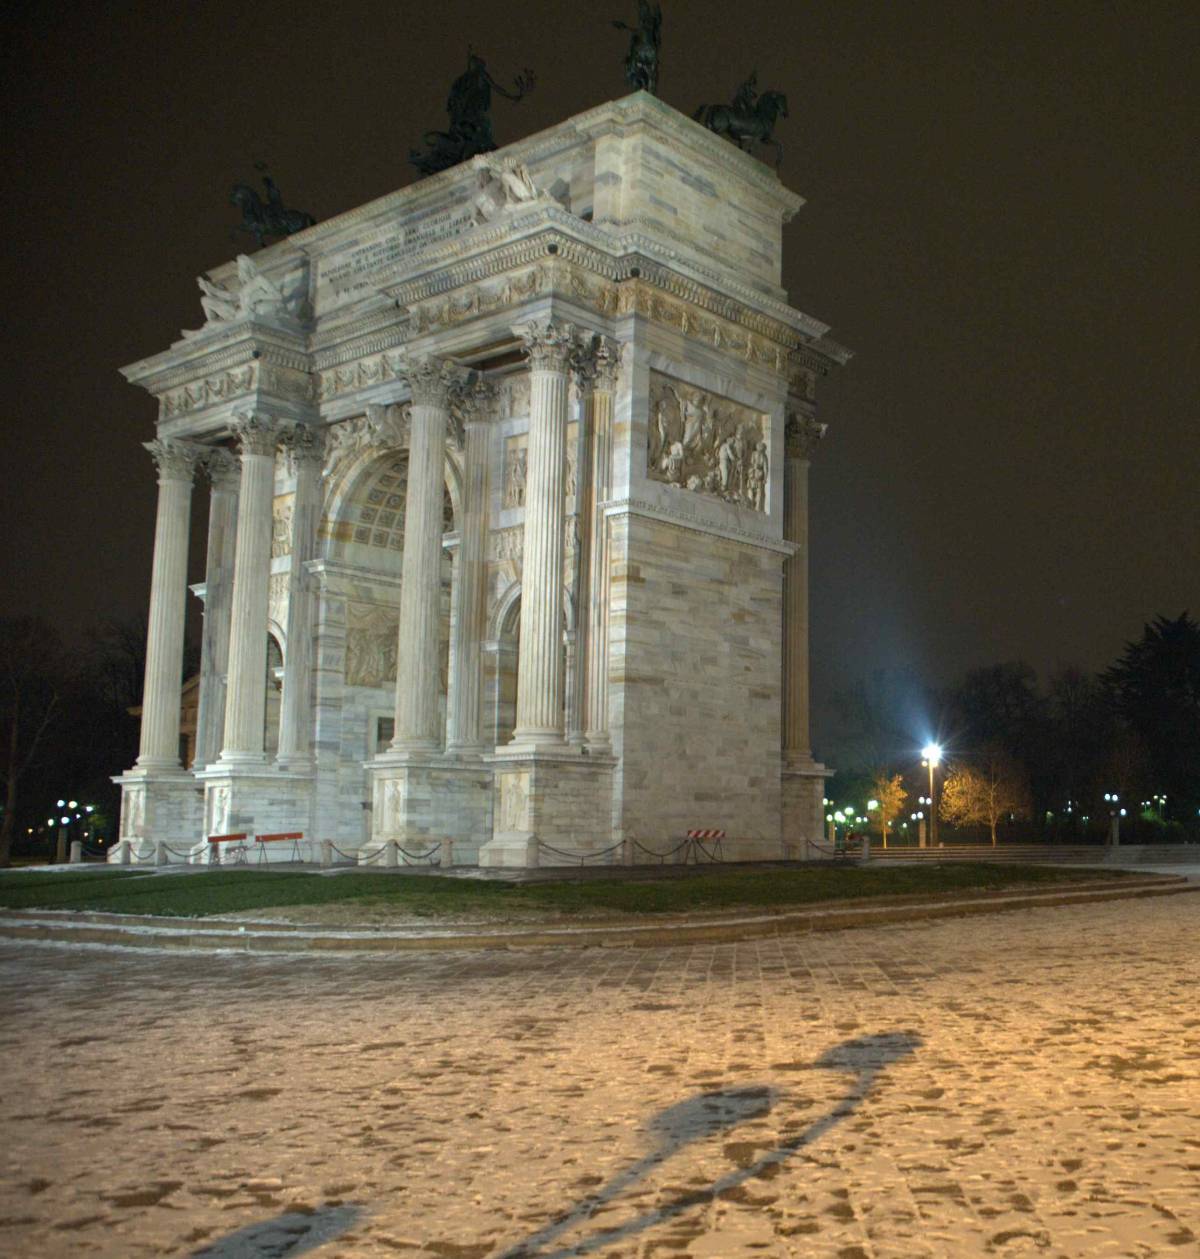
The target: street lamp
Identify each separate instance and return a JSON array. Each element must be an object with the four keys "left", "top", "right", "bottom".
[{"left": 921, "top": 743, "right": 942, "bottom": 847}]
